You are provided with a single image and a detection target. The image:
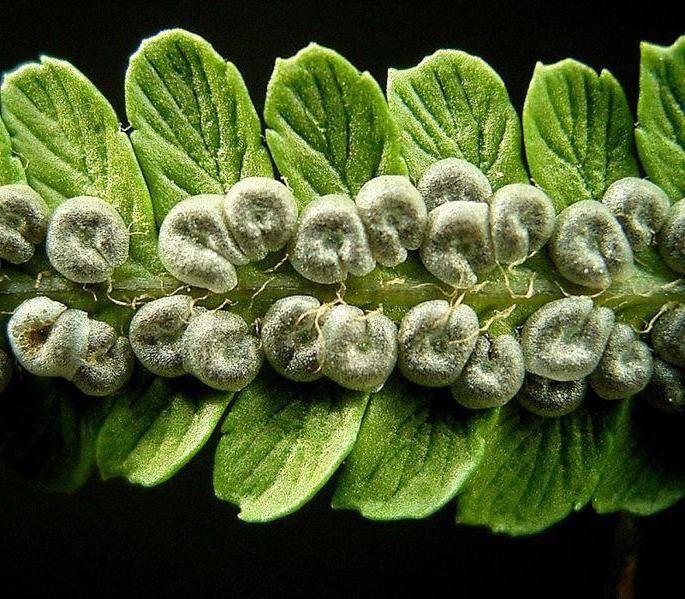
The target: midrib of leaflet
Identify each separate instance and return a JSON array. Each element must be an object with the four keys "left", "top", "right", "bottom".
[{"left": 2, "top": 257, "right": 684, "bottom": 323}]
